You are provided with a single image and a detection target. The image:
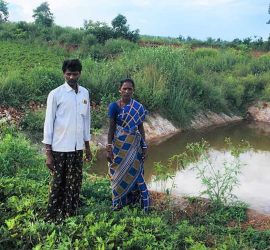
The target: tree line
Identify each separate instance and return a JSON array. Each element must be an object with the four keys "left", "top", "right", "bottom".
[
  {"left": 0, "top": 1, "right": 140, "bottom": 44},
  {"left": 0, "top": 1, "right": 269, "bottom": 51}
]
